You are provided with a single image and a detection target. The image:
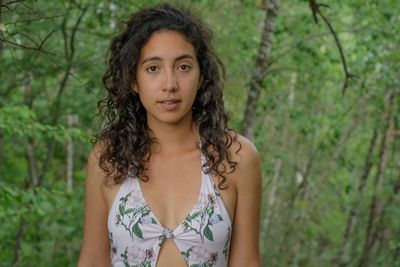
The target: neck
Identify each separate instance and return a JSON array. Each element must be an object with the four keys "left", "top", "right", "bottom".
[{"left": 147, "top": 117, "right": 198, "bottom": 154}]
